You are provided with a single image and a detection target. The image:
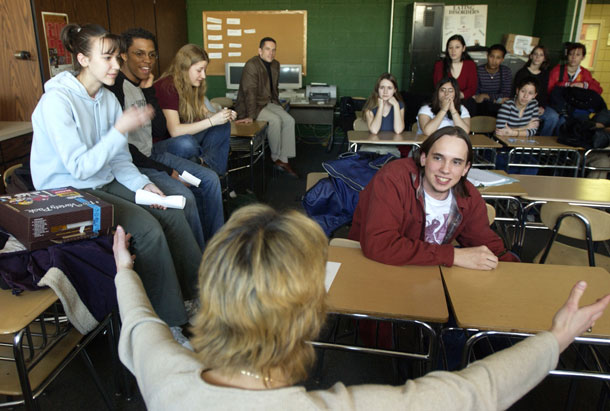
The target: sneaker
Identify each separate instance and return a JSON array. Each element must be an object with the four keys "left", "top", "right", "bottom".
[{"left": 170, "top": 326, "right": 193, "bottom": 351}]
